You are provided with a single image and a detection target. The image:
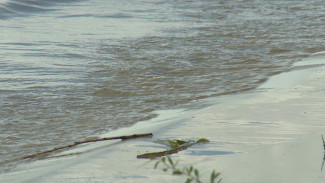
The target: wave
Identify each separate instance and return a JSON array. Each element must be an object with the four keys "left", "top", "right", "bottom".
[{"left": 0, "top": 0, "right": 80, "bottom": 19}]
